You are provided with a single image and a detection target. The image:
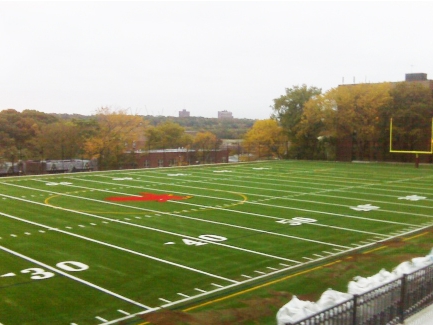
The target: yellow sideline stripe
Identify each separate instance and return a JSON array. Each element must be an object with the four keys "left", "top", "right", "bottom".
[
  {"left": 403, "top": 232, "right": 428, "bottom": 242},
  {"left": 362, "top": 246, "right": 387, "bottom": 254},
  {"left": 182, "top": 262, "right": 340, "bottom": 313}
]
